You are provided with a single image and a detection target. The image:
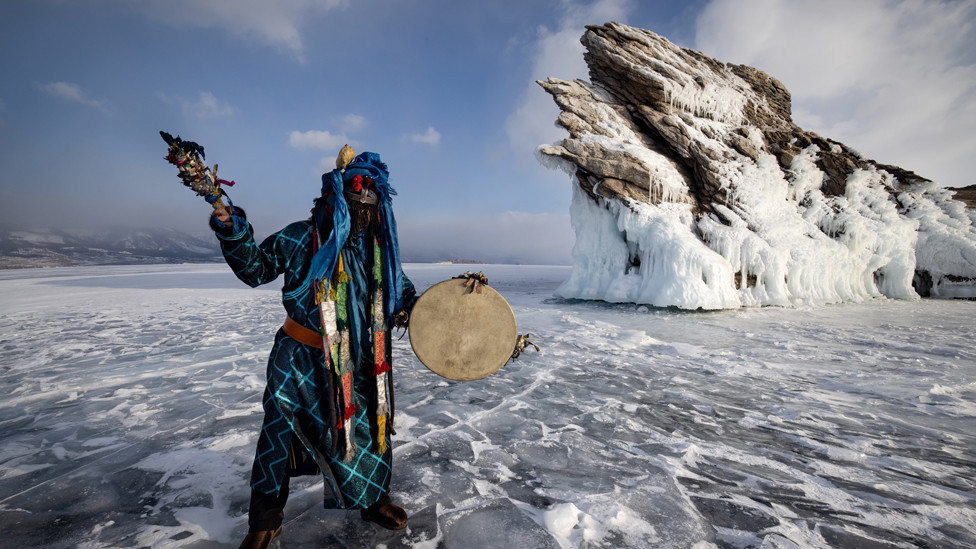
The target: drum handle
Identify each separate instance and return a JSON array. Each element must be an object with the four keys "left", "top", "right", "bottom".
[{"left": 452, "top": 271, "right": 489, "bottom": 294}]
